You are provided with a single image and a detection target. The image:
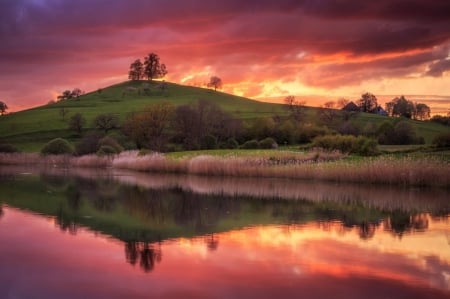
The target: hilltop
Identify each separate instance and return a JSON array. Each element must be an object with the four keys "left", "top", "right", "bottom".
[{"left": 0, "top": 80, "right": 448, "bottom": 152}]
